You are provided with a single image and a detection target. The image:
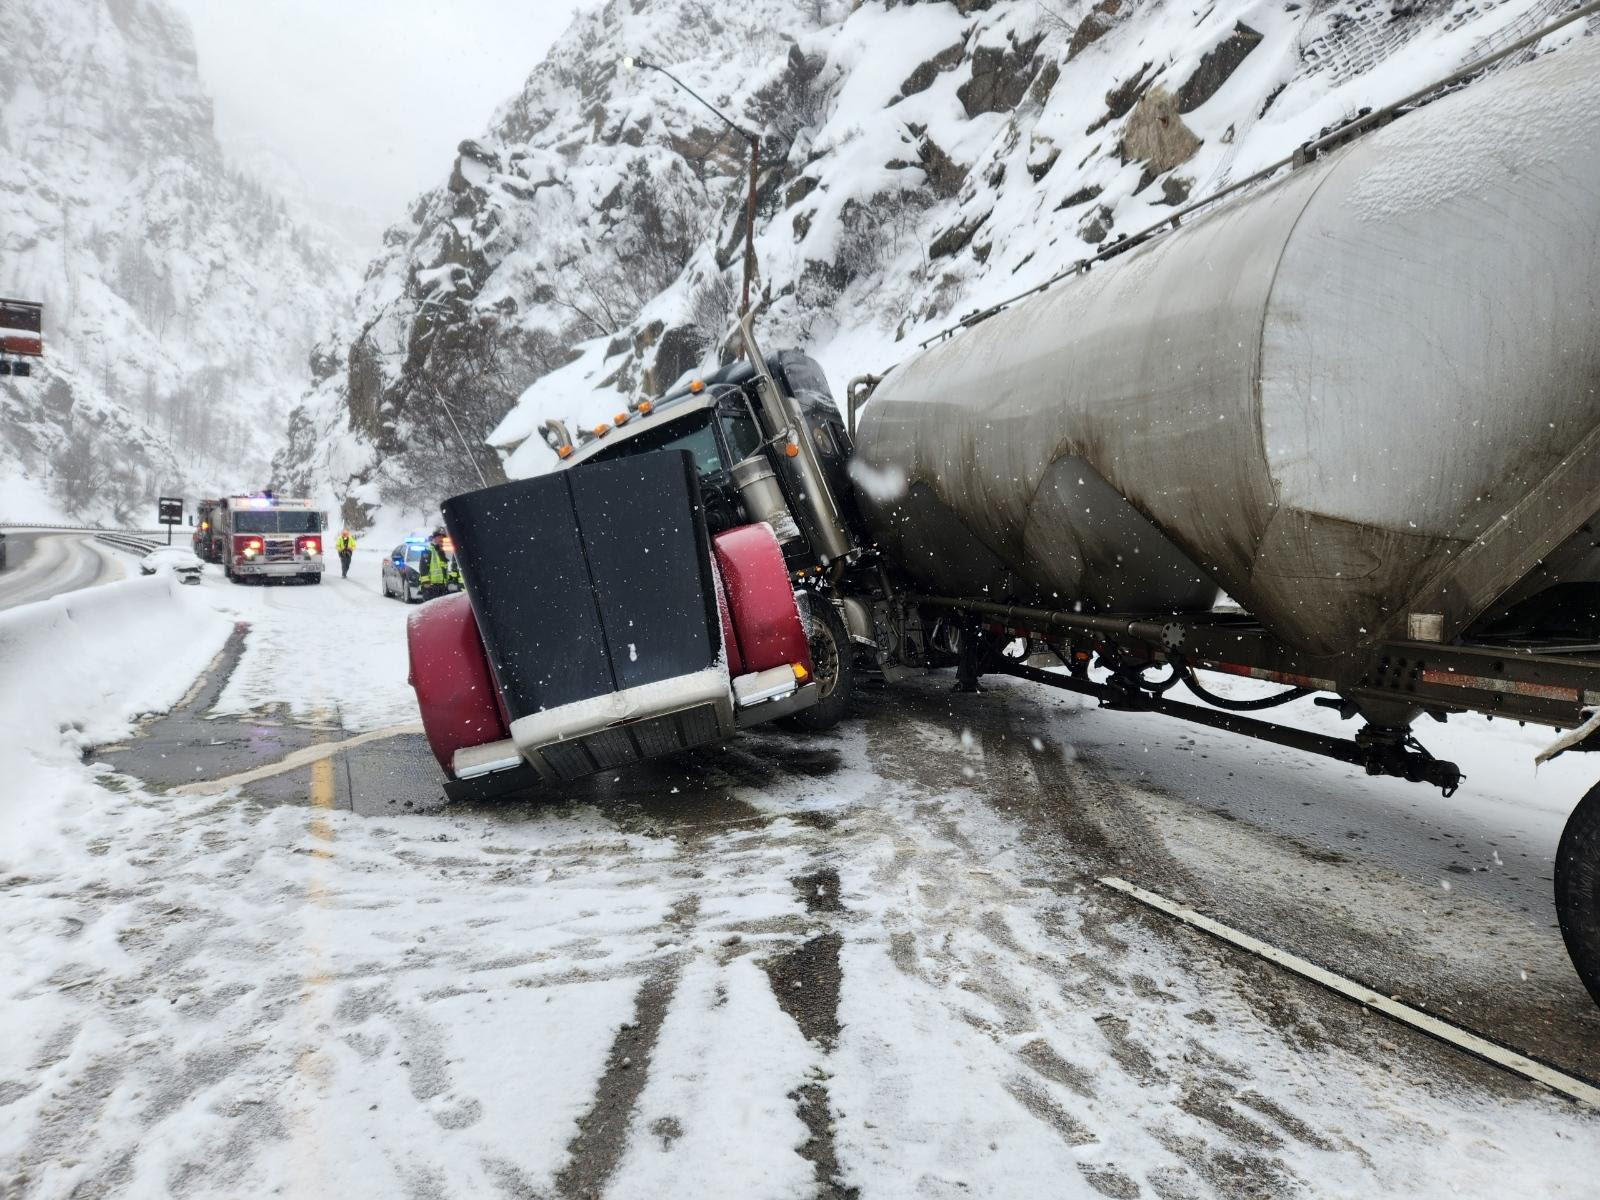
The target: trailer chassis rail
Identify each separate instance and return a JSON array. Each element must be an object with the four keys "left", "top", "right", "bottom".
[
  {"left": 912, "top": 595, "right": 1600, "bottom": 733},
  {"left": 1001, "top": 660, "right": 1462, "bottom": 794}
]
